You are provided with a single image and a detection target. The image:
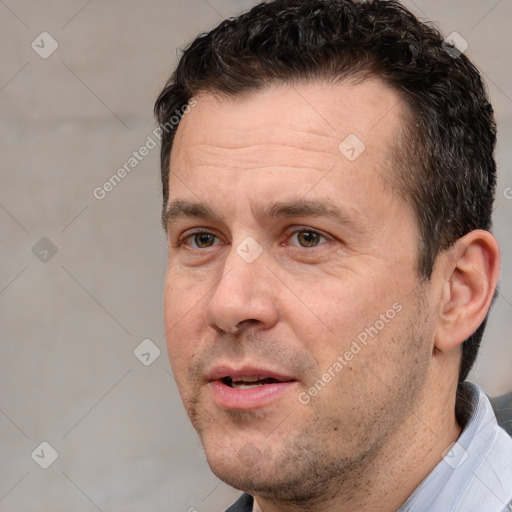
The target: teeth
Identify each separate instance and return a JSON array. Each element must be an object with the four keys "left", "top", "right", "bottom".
[
  {"left": 231, "top": 381, "right": 264, "bottom": 389},
  {"left": 225, "top": 377, "right": 266, "bottom": 389}
]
